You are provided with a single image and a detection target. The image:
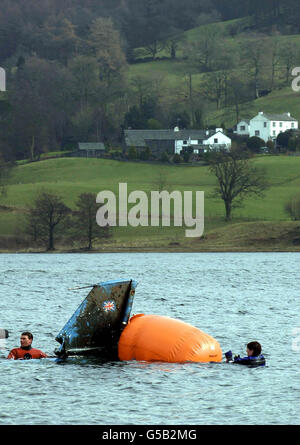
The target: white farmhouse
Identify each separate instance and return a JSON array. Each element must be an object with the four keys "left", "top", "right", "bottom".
[
  {"left": 174, "top": 128, "right": 231, "bottom": 154},
  {"left": 250, "top": 112, "right": 298, "bottom": 141},
  {"left": 235, "top": 119, "right": 250, "bottom": 136},
  {"left": 125, "top": 127, "right": 232, "bottom": 156},
  {"left": 204, "top": 129, "right": 232, "bottom": 151},
  {"left": 236, "top": 112, "right": 298, "bottom": 142}
]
